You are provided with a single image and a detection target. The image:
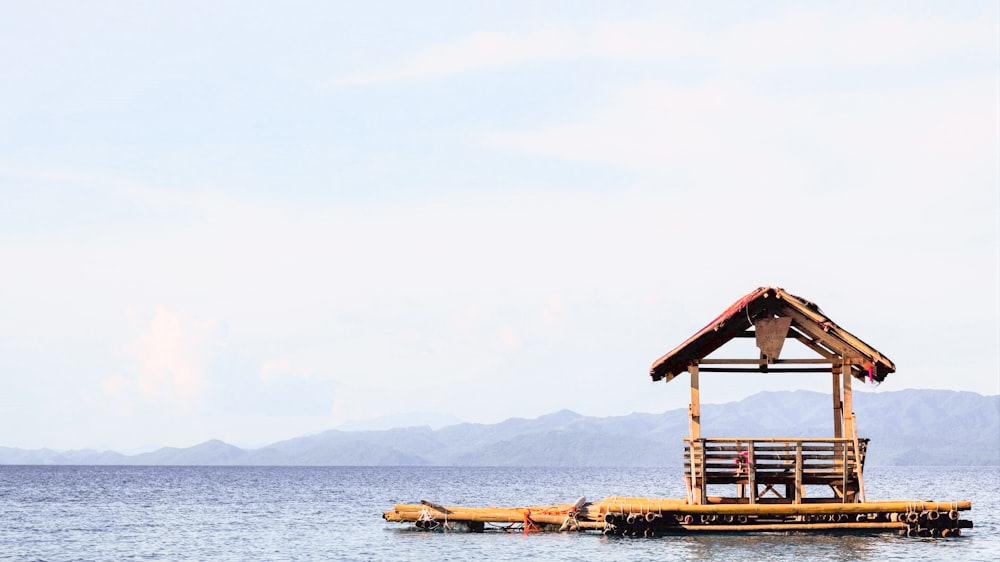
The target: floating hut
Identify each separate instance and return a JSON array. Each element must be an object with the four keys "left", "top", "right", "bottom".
[{"left": 383, "top": 287, "right": 973, "bottom": 537}]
